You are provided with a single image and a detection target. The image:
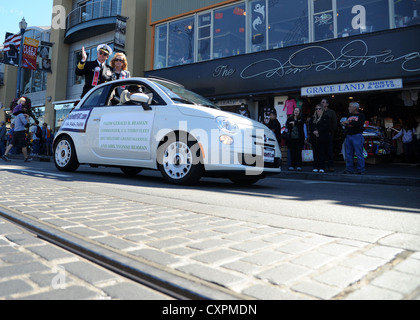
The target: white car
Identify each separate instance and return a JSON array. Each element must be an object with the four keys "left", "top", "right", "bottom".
[{"left": 53, "top": 77, "right": 281, "bottom": 185}]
